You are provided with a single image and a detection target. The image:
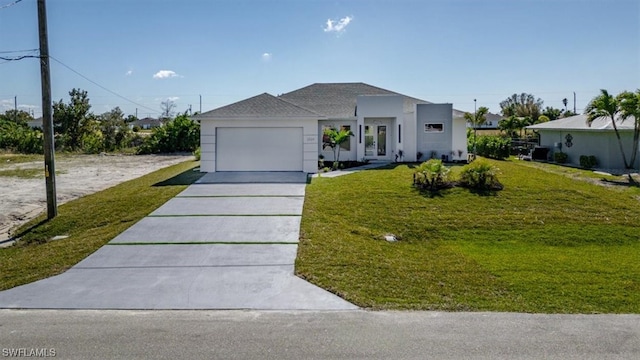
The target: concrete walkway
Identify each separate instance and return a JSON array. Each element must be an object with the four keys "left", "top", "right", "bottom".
[{"left": 0, "top": 173, "right": 357, "bottom": 310}]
